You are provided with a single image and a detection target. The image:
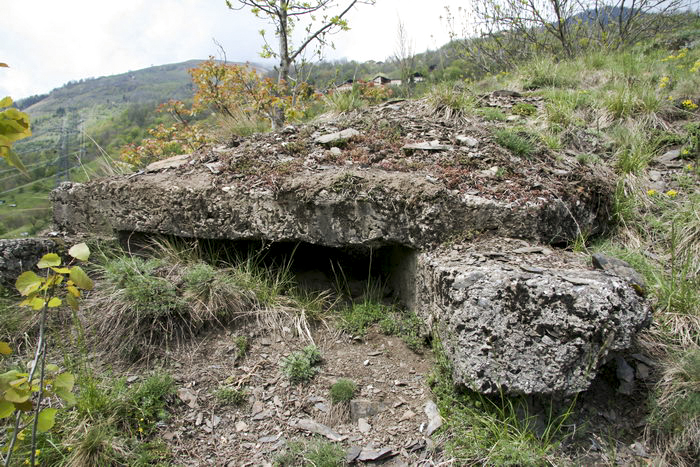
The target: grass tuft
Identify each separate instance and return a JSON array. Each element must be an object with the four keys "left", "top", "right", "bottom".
[{"left": 330, "top": 378, "right": 357, "bottom": 404}]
